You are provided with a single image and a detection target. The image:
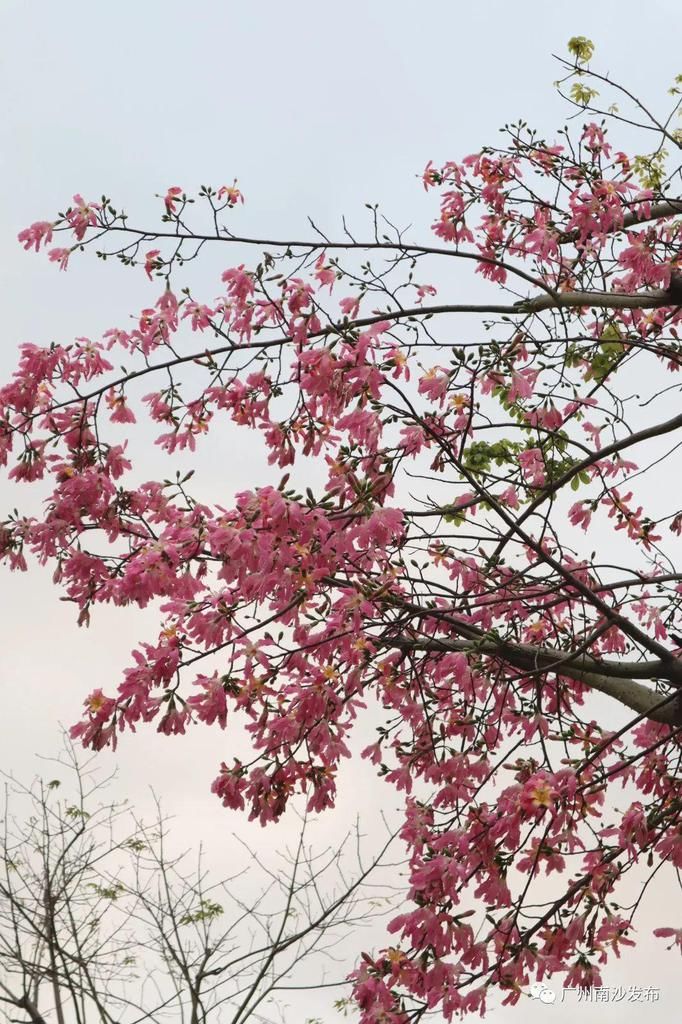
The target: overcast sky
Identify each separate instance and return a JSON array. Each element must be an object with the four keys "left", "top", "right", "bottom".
[{"left": 1, "top": 2, "right": 681, "bottom": 1020}]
